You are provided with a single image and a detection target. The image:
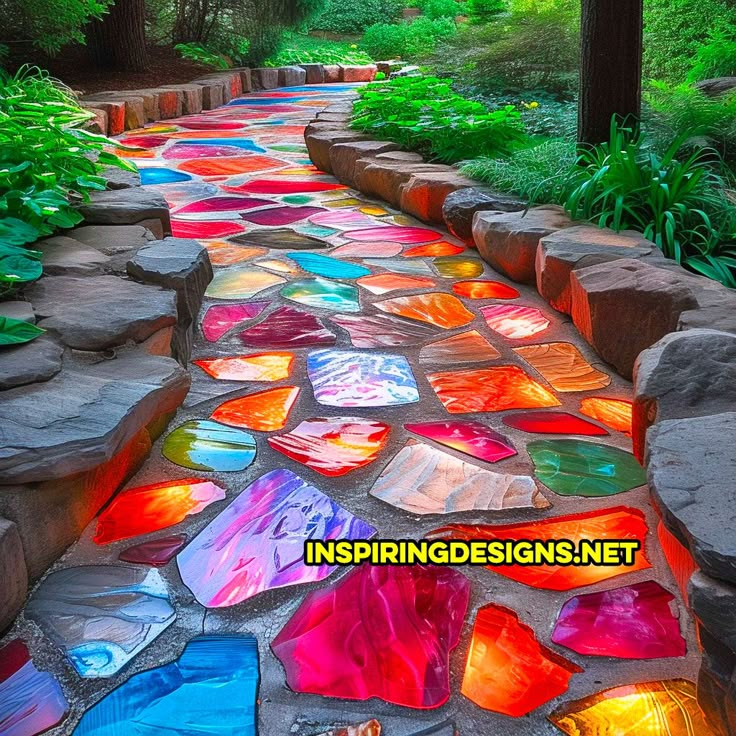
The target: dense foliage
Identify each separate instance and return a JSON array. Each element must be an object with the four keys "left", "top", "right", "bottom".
[
  {"left": 265, "top": 35, "right": 372, "bottom": 66},
  {"left": 361, "top": 16, "right": 457, "bottom": 61},
  {"left": 309, "top": 0, "right": 404, "bottom": 34}
]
